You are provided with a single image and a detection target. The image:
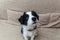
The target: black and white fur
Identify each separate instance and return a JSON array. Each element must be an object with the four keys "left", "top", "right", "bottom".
[{"left": 18, "top": 11, "right": 39, "bottom": 40}]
